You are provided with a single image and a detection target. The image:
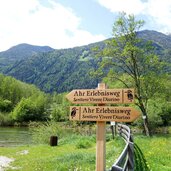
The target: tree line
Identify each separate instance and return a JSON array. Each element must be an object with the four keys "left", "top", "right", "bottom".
[
  {"left": 0, "top": 73, "right": 70, "bottom": 126},
  {"left": 0, "top": 13, "right": 171, "bottom": 136}
]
